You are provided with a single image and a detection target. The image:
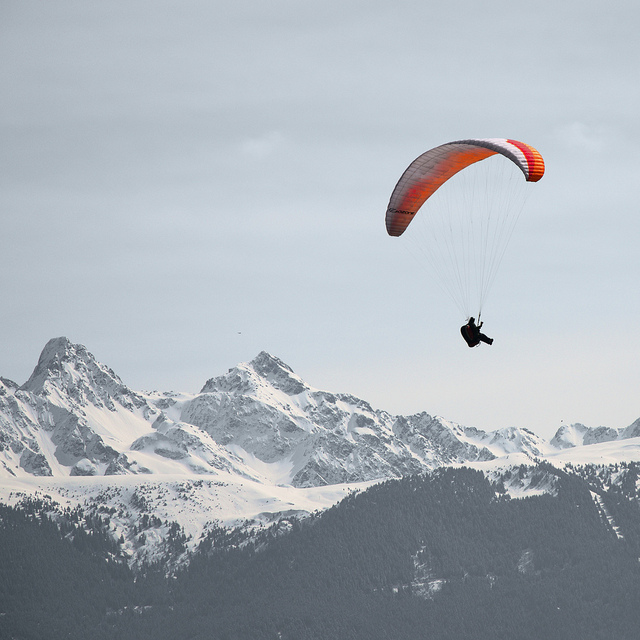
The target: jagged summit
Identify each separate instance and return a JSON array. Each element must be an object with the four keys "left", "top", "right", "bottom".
[
  {"left": 21, "top": 336, "right": 144, "bottom": 414},
  {"left": 200, "top": 351, "right": 305, "bottom": 396},
  {"left": 248, "top": 351, "right": 305, "bottom": 395},
  {"left": 22, "top": 336, "right": 79, "bottom": 389},
  {"left": 23, "top": 336, "right": 117, "bottom": 393},
  {"left": 251, "top": 351, "right": 295, "bottom": 374}
]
